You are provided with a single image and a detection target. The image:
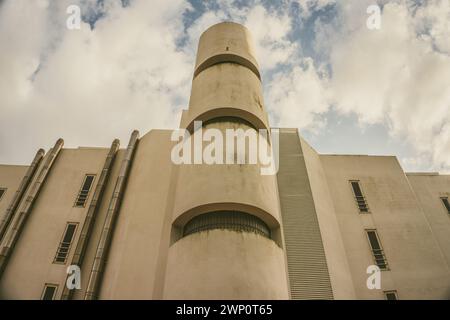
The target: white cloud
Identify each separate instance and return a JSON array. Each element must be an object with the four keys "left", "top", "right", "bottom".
[
  {"left": 295, "top": 0, "right": 336, "bottom": 18},
  {"left": 266, "top": 57, "right": 329, "bottom": 131},
  {"left": 0, "top": 0, "right": 192, "bottom": 163},
  {"left": 321, "top": 0, "right": 450, "bottom": 171},
  {"left": 0, "top": 0, "right": 302, "bottom": 164},
  {"left": 185, "top": 2, "right": 327, "bottom": 133},
  {"left": 185, "top": 3, "right": 297, "bottom": 71},
  {"left": 0, "top": 0, "right": 448, "bottom": 173},
  {"left": 244, "top": 5, "right": 297, "bottom": 70},
  {"left": 413, "top": 0, "right": 450, "bottom": 54},
  {"left": 1, "top": 0, "right": 303, "bottom": 164}
]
